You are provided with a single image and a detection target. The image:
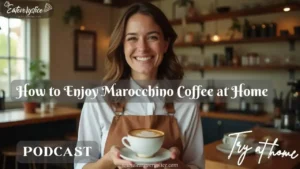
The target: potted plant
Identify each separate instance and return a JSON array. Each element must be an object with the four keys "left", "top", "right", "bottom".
[
  {"left": 63, "top": 5, "right": 82, "bottom": 26},
  {"left": 227, "top": 18, "right": 242, "bottom": 39},
  {"left": 23, "top": 59, "right": 47, "bottom": 113}
]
